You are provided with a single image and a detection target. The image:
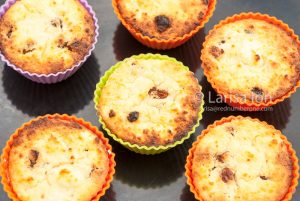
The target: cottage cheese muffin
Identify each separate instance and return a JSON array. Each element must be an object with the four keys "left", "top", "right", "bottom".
[
  {"left": 97, "top": 55, "right": 202, "bottom": 147},
  {"left": 6, "top": 116, "right": 110, "bottom": 201},
  {"left": 190, "top": 117, "right": 296, "bottom": 201},
  {"left": 0, "top": 0, "right": 96, "bottom": 74},
  {"left": 117, "top": 0, "right": 209, "bottom": 40},
  {"left": 201, "top": 17, "right": 300, "bottom": 103}
]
